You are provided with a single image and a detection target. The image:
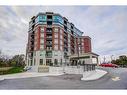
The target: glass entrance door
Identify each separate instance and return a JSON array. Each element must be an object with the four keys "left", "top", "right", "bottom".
[{"left": 46, "top": 59, "right": 52, "bottom": 66}]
